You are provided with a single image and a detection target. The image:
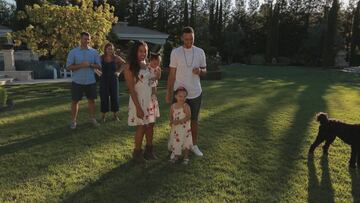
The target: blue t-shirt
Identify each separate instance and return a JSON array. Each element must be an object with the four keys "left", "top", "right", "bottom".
[{"left": 66, "top": 46, "right": 101, "bottom": 85}]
